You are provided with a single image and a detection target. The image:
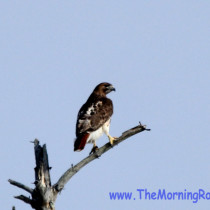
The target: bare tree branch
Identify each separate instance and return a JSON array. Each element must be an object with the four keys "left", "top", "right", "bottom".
[
  {"left": 31, "top": 140, "right": 56, "bottom": 209},
  {"left": 8, "top": 179, "right": 33, "bottom": 194},
  {"left": 14, "top": 195, "right": 32, "bottom": 205},
  {"left": 42, "top": 145, "right": 51, "bottom": 187},
  {"left": 54, "top": 123, "right": 150, "bottom": 191},
  {"left": 9, "top": 122, "right": 150, "bottom": 209},
  {"left": 32, "top": 139, "right": 51, "bottom": 187}
]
